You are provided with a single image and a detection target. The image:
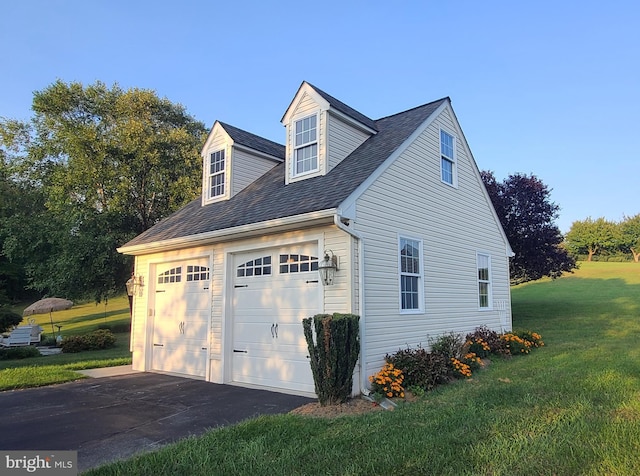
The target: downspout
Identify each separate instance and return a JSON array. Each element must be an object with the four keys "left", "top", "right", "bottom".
[{"left": 333, "top": 214, "right": 369, "bottom": 396}]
